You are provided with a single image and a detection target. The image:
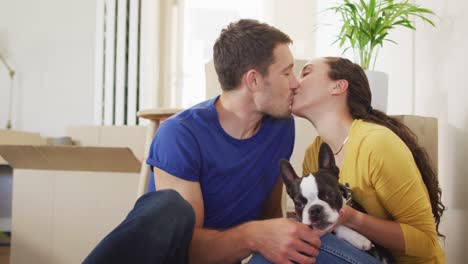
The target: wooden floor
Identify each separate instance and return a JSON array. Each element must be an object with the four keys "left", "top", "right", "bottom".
[{"left": 0, "top": 247, "right": 9, "bottom": 264}]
